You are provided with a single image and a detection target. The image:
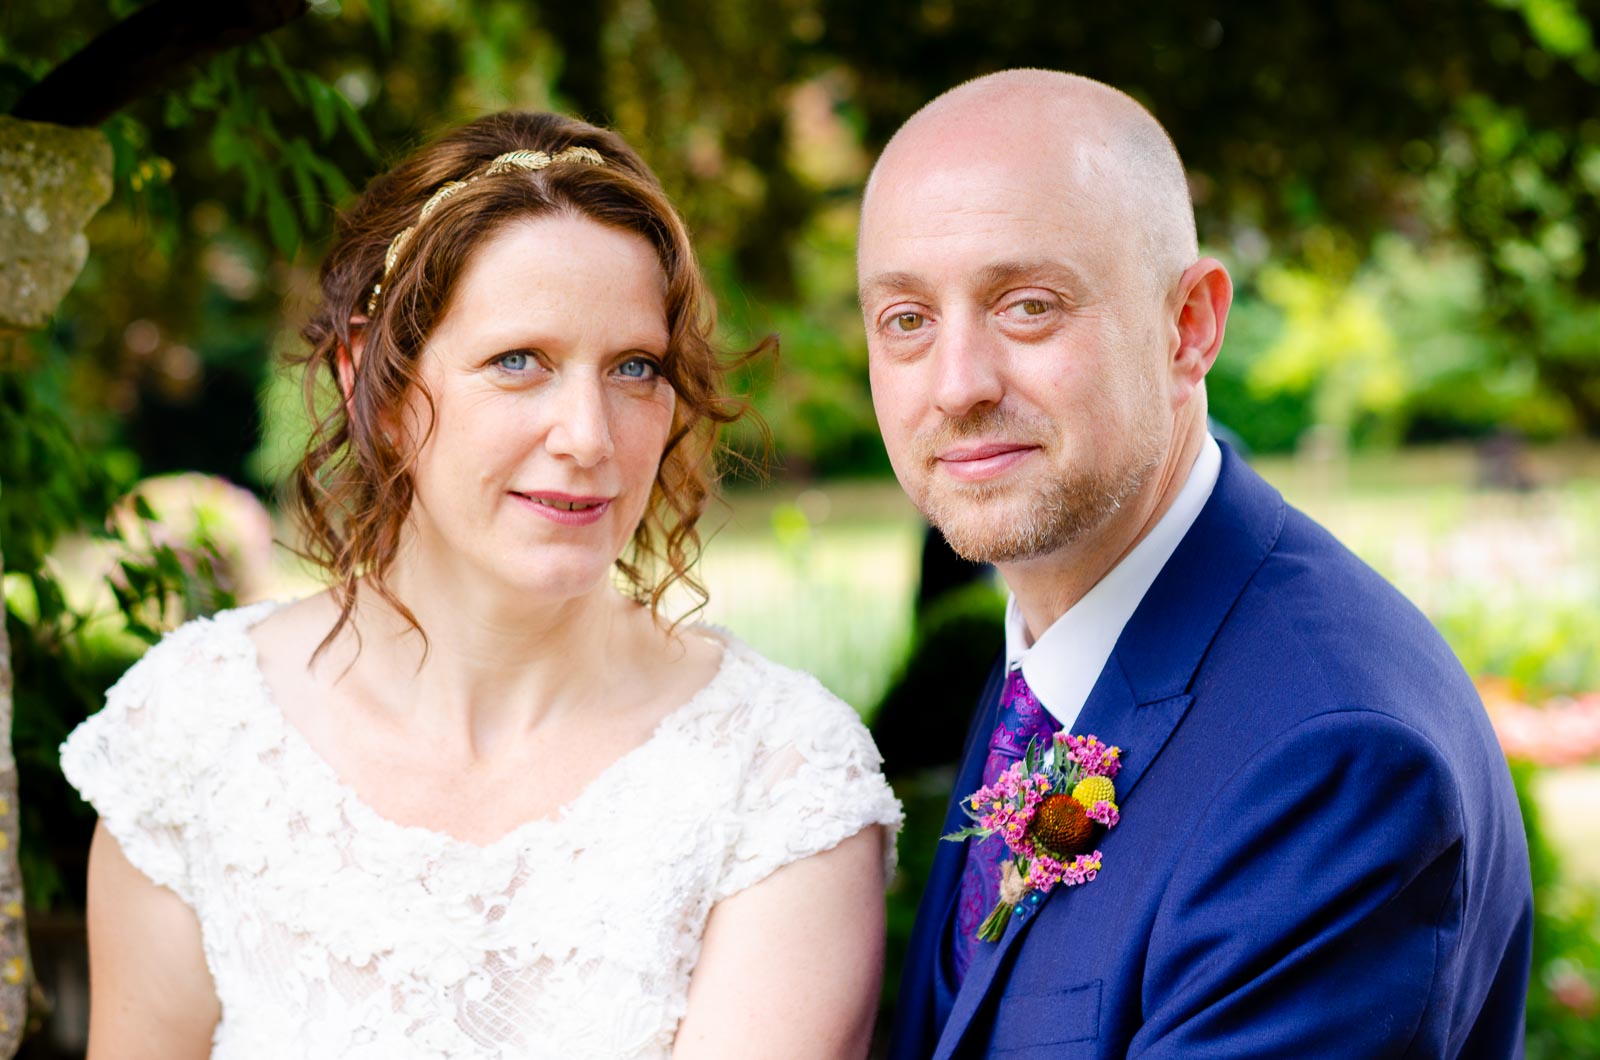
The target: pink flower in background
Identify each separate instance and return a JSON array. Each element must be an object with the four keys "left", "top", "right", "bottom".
[
  {"left": 1548, "top": 965, "right": 1599, "bottom": 1019},
  {"left": 1481, "top": 678, "right": 1600, "bottom": 767}
]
